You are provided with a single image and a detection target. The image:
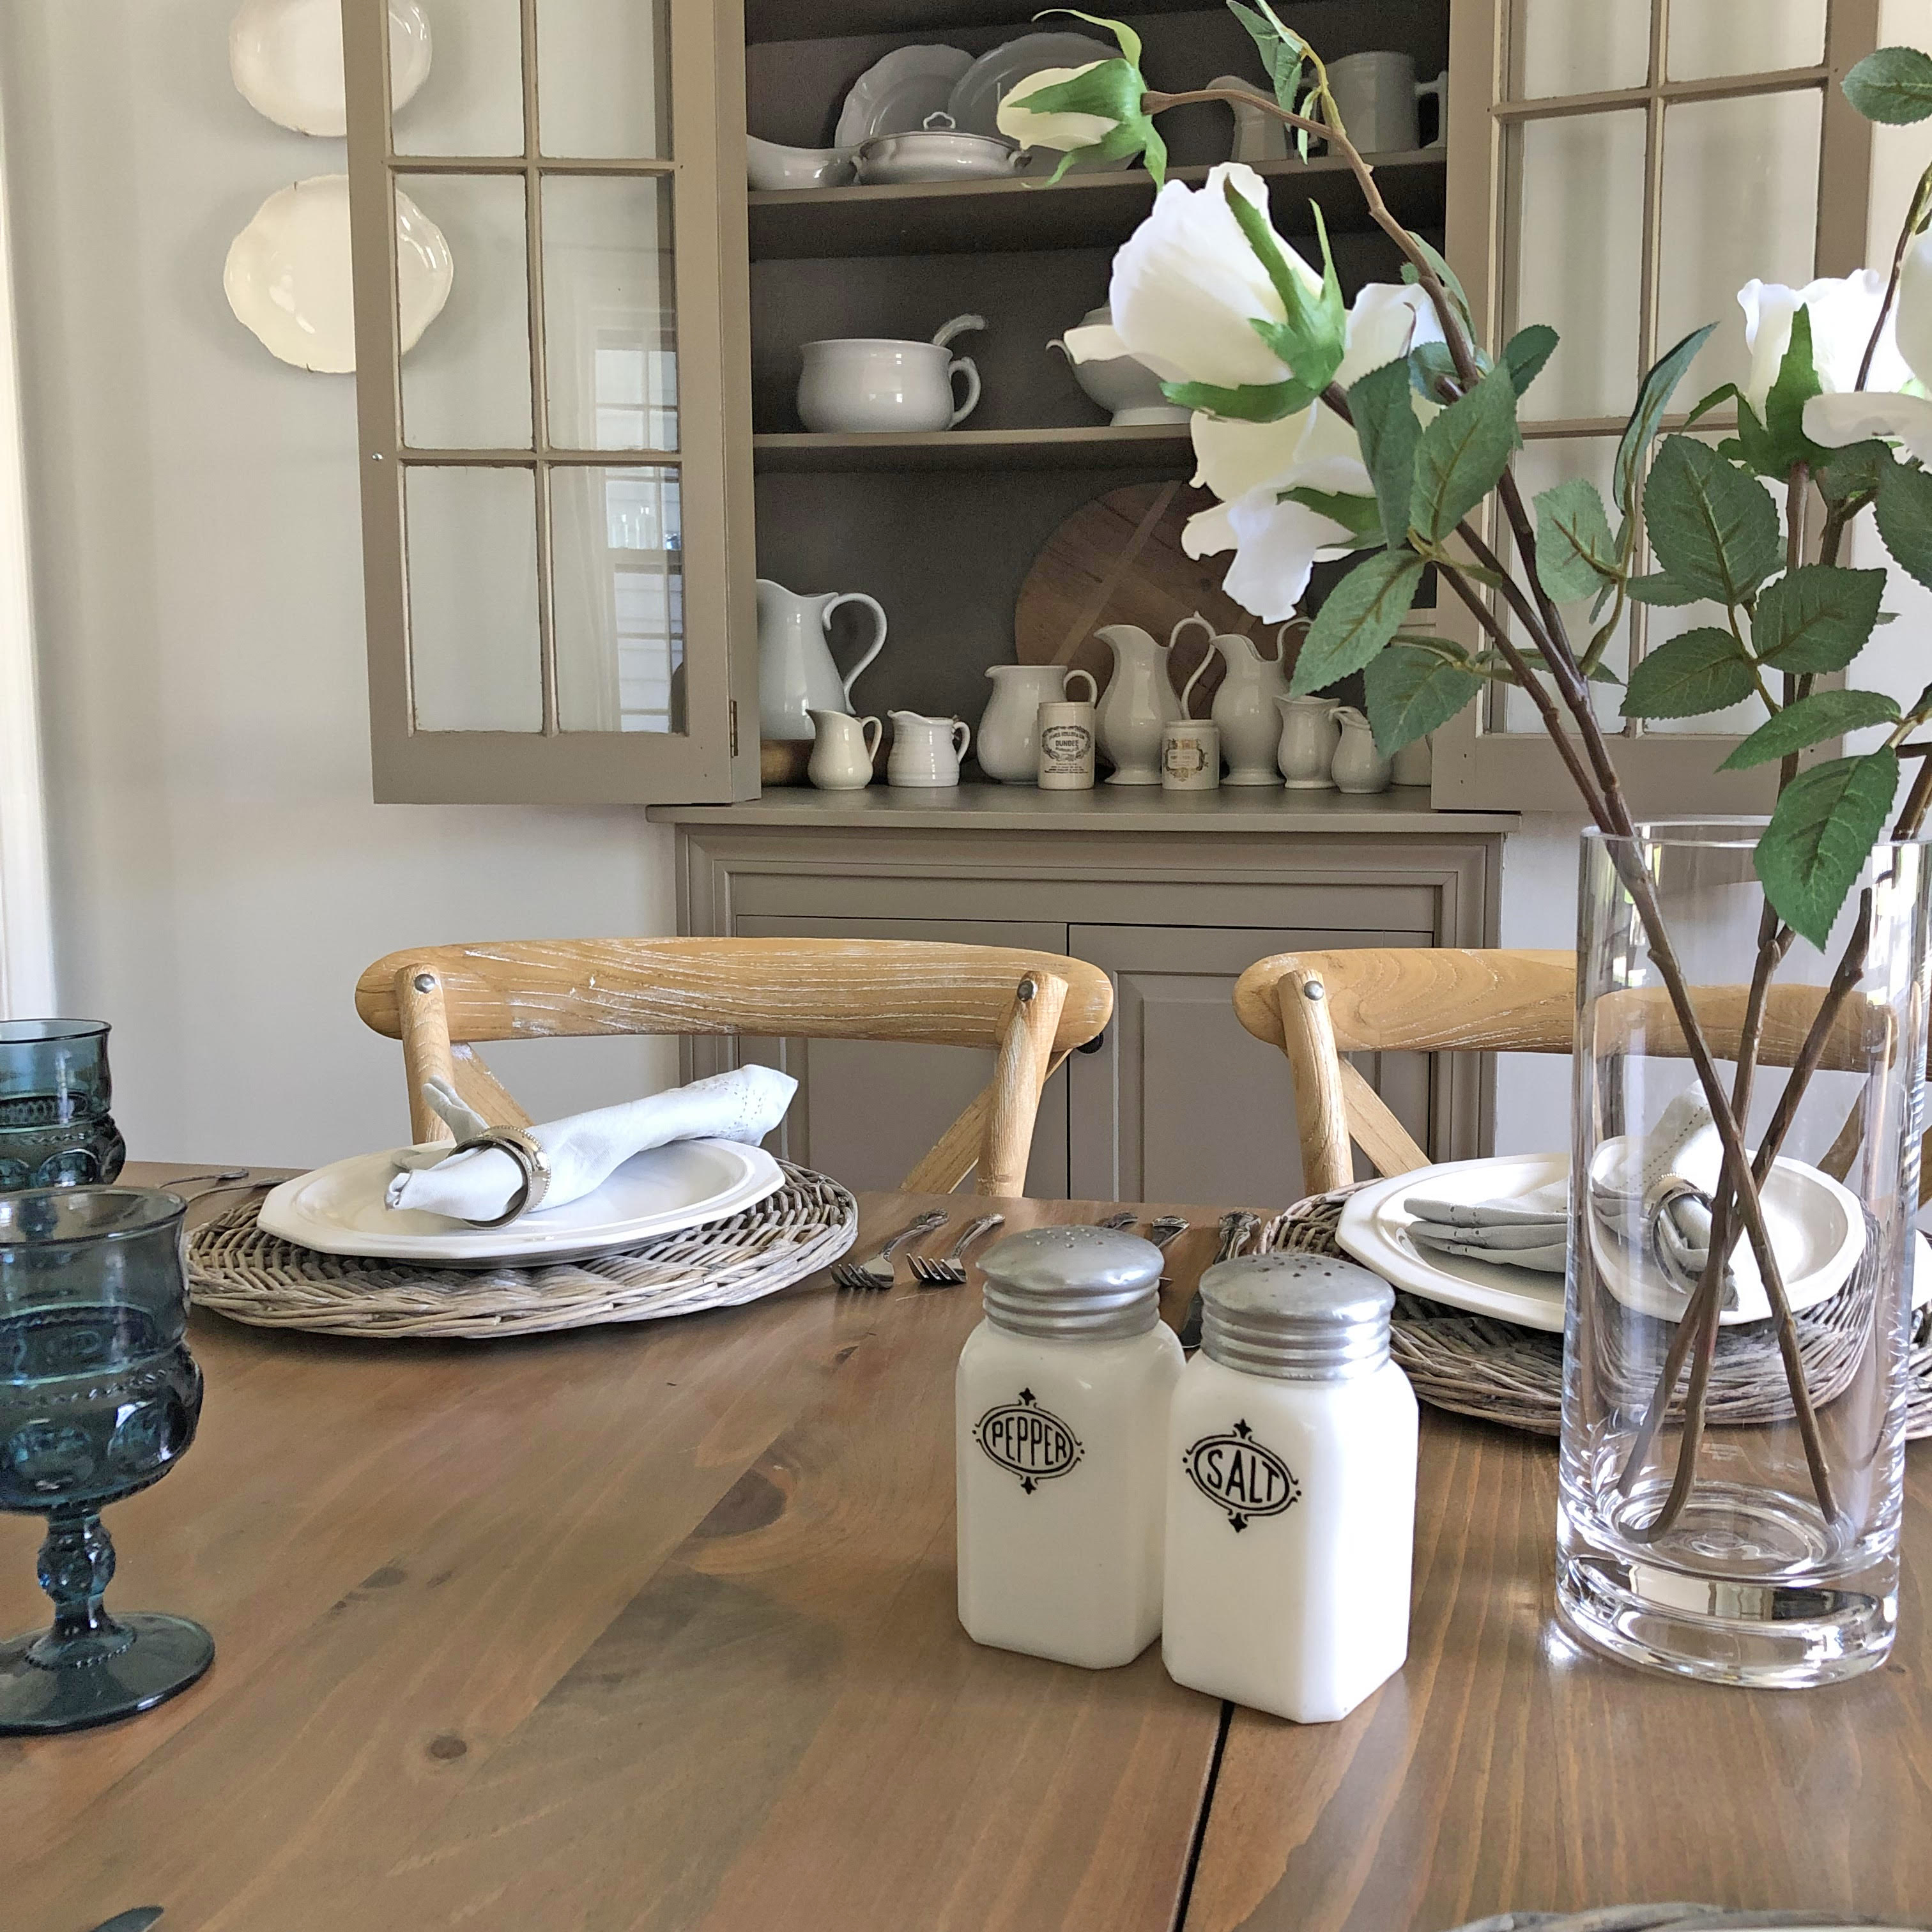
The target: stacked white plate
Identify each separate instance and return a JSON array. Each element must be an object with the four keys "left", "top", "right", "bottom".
[{"left": 259, "top": 1138, "right": 785, "bottom": 1268}]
